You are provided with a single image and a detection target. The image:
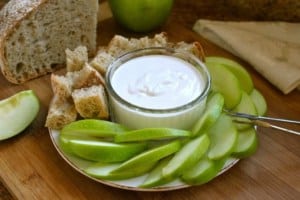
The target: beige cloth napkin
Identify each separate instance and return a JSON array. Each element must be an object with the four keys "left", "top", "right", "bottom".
[{"left": 193, "top": 19, "right": 300, "bottom": 94}]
